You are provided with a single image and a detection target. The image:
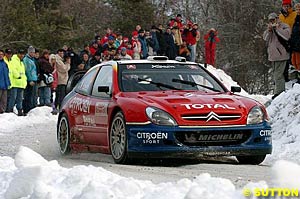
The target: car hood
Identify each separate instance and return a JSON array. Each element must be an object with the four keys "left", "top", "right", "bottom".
[{"left": 121, "top": 91, "right": 258, "bottom": 126}]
